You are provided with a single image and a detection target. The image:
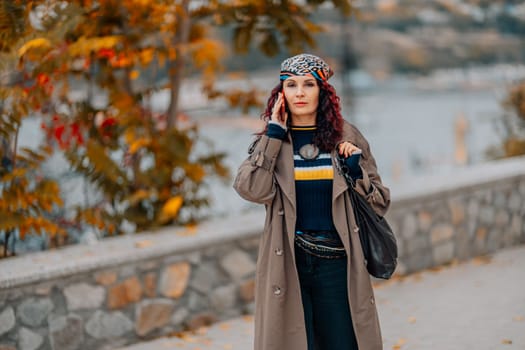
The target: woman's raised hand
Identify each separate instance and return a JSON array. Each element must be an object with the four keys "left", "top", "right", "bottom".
[
  {"left": 271, "top": 92, "right": 288, "bottom": 128},
  {"left": 338, "top": 141, "right": 362, "bottom": 158}
]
